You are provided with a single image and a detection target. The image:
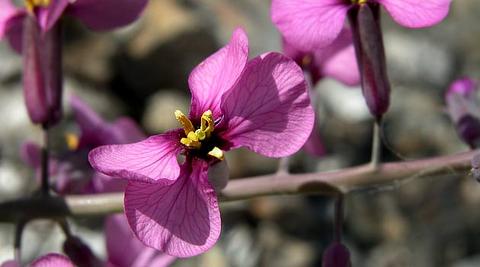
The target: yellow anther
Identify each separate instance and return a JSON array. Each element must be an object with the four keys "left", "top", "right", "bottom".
[
  {"left": 25, "top": 0, "right": 51, "bottom": 12},
  {"left": 208, "top": 147, "right": 224, "bottom": 161},
  {"left": 65, "top": 133, "right": 79, "bottom": 151},
  {"left": 200, "top": 110, "right": 214, "bottom": 138},
  {"left": 175, "top": 110, "right": 195, "bottom": 135},
  {"left": 175, "top": 109, "right": 217, "bottom": 151},
  {"left": 353, "top": 0, "right": 368, "bottom": 4}
]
